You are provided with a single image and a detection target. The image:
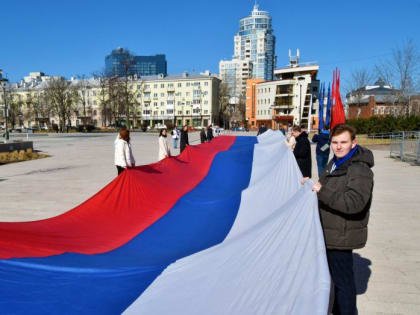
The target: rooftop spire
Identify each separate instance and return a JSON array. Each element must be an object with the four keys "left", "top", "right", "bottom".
[{"left": 253, "top": 0, "right": 259, "bottom": 11}]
